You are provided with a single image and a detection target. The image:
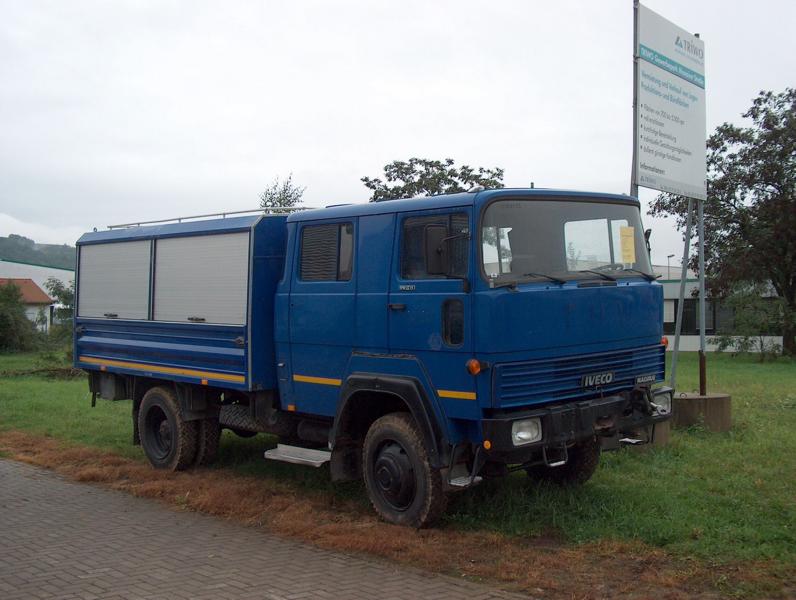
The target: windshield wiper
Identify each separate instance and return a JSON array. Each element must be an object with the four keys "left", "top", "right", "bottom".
[
  {"left": 621, "top": 268, "right": 660, "bottom": 282},
  {"left": 576, "top": 269, "right": 617, "bottom": 281},
  {"left": 521, "top": 272, "right": 567, "bottom": 285}
]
